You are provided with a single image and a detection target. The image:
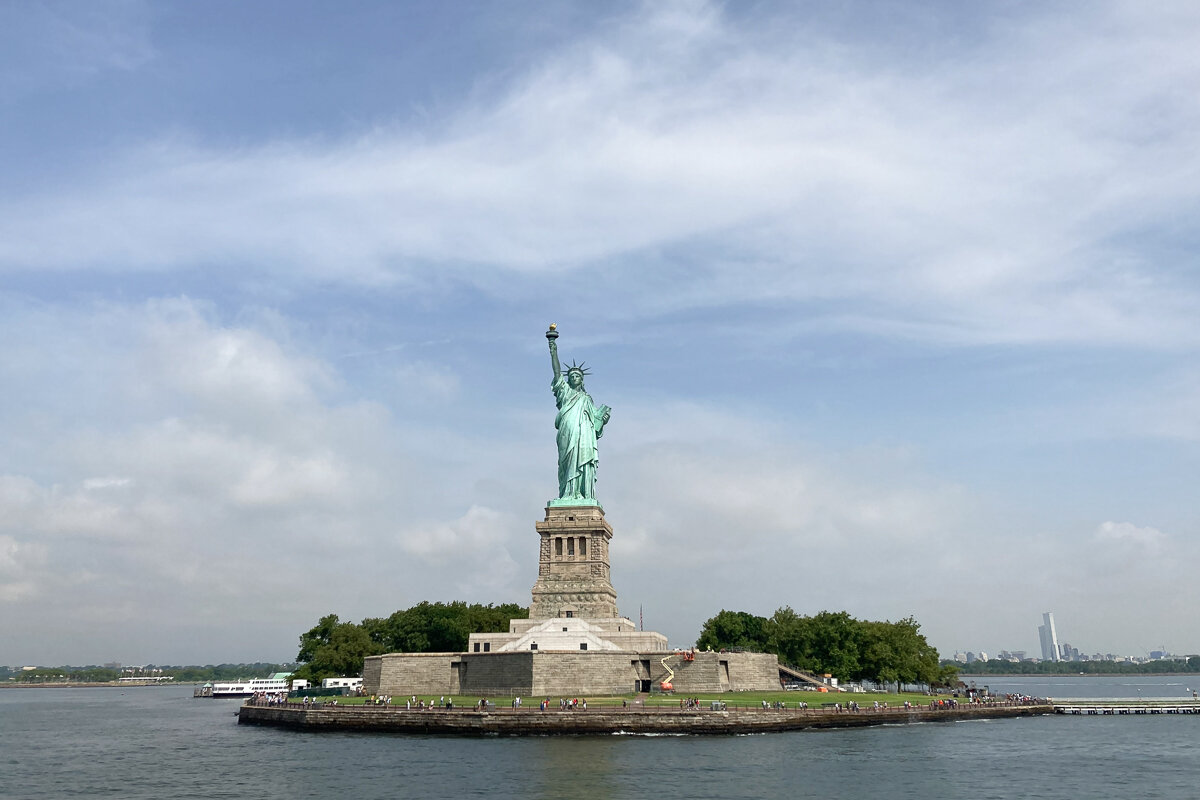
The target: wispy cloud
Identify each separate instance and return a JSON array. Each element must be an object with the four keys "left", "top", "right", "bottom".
[
  {"left": 0, "top": 0, "right": 155, "bottom": 98},
  {"left": 3, "top": 1, "right": 1198, "bottom": 347},
  {"left": 1094, "top": 520, "right": 1167, "bottom": 551}
]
